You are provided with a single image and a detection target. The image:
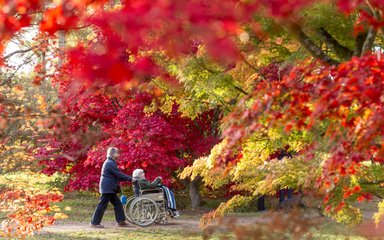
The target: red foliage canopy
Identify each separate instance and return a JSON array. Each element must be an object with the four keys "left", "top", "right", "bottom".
[
  {"left": 37, "top": 85, "right": 220, "bottom": 190},
  {"left": 2, "top": 0, "right": 380, "bottom": 69}
]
